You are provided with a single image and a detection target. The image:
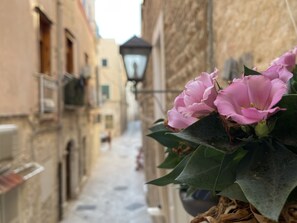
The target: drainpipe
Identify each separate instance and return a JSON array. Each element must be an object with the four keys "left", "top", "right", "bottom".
[
  {"left": 207, "top": 0, "right": 214, "bottom": 72},
  {"left": 57, "top": 0, "right": 63, "bottom": 161}
]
